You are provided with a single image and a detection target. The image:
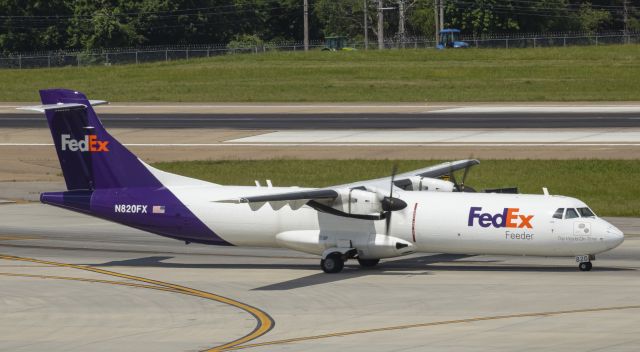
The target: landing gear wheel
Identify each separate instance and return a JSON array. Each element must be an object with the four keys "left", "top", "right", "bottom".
[
  {"left": 357, "top": 258, "right": 380, "bottom": 268},
  {"left": 578, "top": 262, "right": 592, "bottom": 271},
  {"left": 321, "top": 253, "right": 345, "bottom": 273}
]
